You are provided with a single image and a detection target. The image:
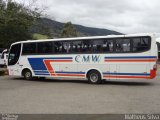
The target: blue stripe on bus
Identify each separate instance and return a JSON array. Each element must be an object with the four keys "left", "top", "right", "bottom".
[
  {"left": 34, "top": 72, "right": 49, "bottom": 75},
  {"left": 34, "top": 70, "right": 49, "bottom": 73},
  {"left": 35, "top": 73, "right": 50, "bottom": 76},
  {"left": 105, "top": 56, "right": 157, "bottom": 59},
  {"left": 28, "top": 58, "right": 47, "bottom": 71},
  {"left": 103, "top": 72, "right": 150, "bottom": 76},
  {"left": 28, "top": 57, "right": 73, "bottom": 71},
  {"left": 55, "top": 71, "right": 85, "bottom": 74}
]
